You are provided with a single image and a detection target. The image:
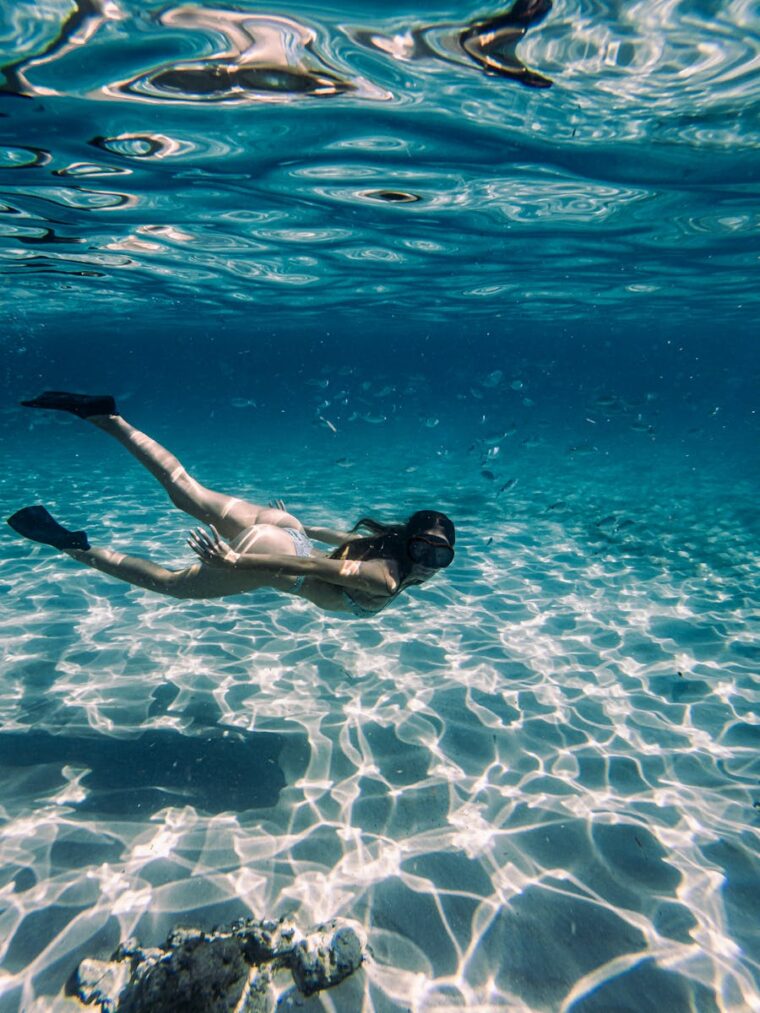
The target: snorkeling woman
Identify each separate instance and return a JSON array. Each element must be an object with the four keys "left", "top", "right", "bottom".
[{"left": 7, "top": 392, "right": 455, "bottom": 617}]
